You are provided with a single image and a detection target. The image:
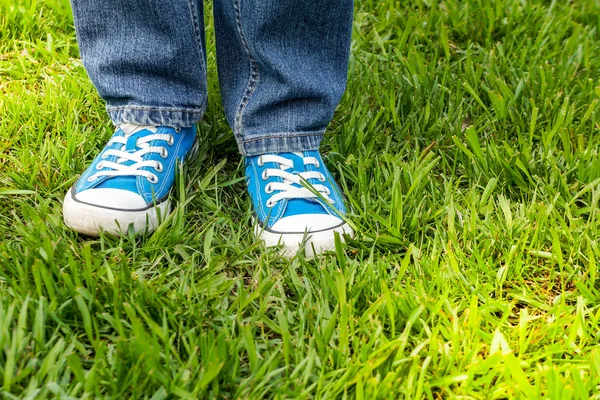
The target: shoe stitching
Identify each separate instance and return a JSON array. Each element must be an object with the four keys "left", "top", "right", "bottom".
[
  {"left": 140, "top": 128, "right": 186, "bottom": 202},
  {"left": 250, "top": 160, "right": 267, "bottom": 221},
  {"left": 271, "top": 176, "right": 286, "bottom": 225},
  {"left": 157, "top": 127, "right": 185, "bottom": 196},
  {"left": 323, "top": 167, "right": 344, "bottom": 213},
  {"left": 307, "top": 152, "right": 344, "bottom": 217}
]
